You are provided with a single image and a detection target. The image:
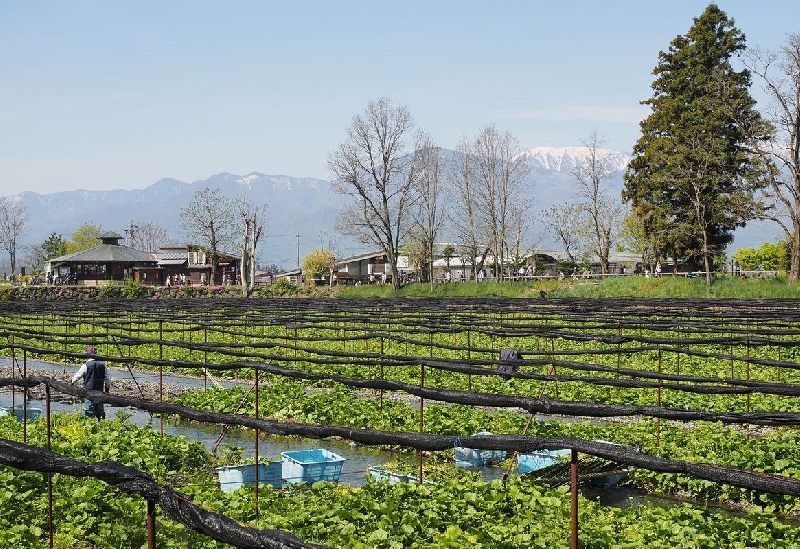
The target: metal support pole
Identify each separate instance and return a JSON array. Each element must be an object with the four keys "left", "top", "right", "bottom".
[
  {"left": 47, "top": 385, "right": 53, "bottom": 549},
  {"left": 467, "top": 330, "right": 472, "bottom": 391},
  {"left": 418, "top": 363, "right": 425, "bottom": 483},
  {"left": 379, "top": 337, "right": 384, "bottom": 413},
  {"left": 657, "top": 349, "right": 662, "bottom": 447},
  {"left": 159, "top": 320, "right": 164, "bottom": 435},
  {"left": 10, "top": 335, "right": 16, "bottom": 409},
  {"left": 23, "top": 348, "right": 28, "bottom": 443},
  {"left": 254, "top": 368, "right": 260, "bottom": 516},
  {"left": 570, "top": 449, "right": 579, "bottom": 549},
  {"left": 147, "top": 499, "right": 156, "bottom": 549}
]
